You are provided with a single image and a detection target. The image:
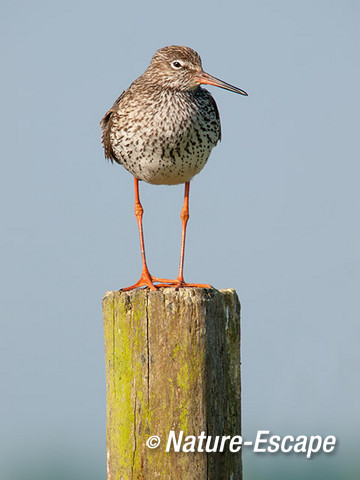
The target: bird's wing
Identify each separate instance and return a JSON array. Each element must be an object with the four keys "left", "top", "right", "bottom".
[{"left": 99, "top": 91, "right": 125, "bottom": 163}]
